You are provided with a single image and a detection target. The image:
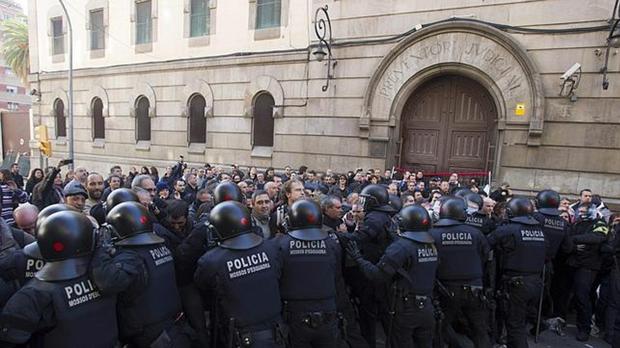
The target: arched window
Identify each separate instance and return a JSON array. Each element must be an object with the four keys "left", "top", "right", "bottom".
[
  {"left": 54, "top": 98, "right": 66, "bottom": 137},
  {"left": 92, "top": 97, "right": 105, "bottom": 140},
  {"left": 135, "top": 96, "right": 151, "bottom": 141},
  {"left": 252, "top": 92, "right": 275, "bottom": 147},
  {"left": 188, "top": 93, "right": 206, "bottom": 144}
]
